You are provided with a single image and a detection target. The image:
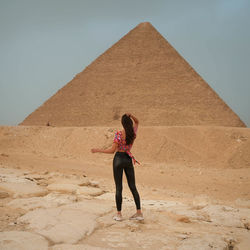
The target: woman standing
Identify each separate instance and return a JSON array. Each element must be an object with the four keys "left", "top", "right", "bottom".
[{"left": 91, "top": 113, "right": 143, "bottom": 221}]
